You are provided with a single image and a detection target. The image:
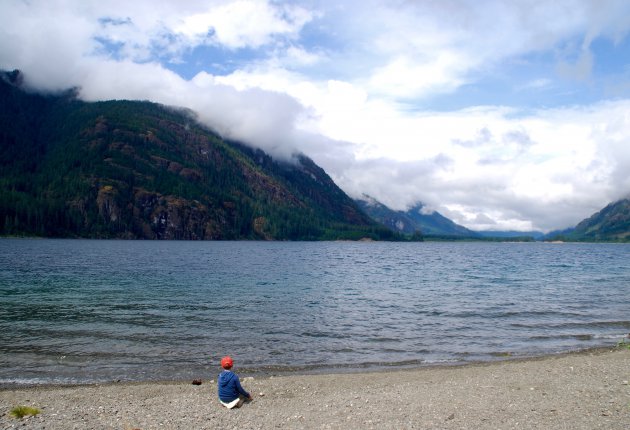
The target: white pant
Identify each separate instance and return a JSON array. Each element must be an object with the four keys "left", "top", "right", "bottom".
[{"left": 220, "top": 396, "right": 245, "bottom": 409}]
